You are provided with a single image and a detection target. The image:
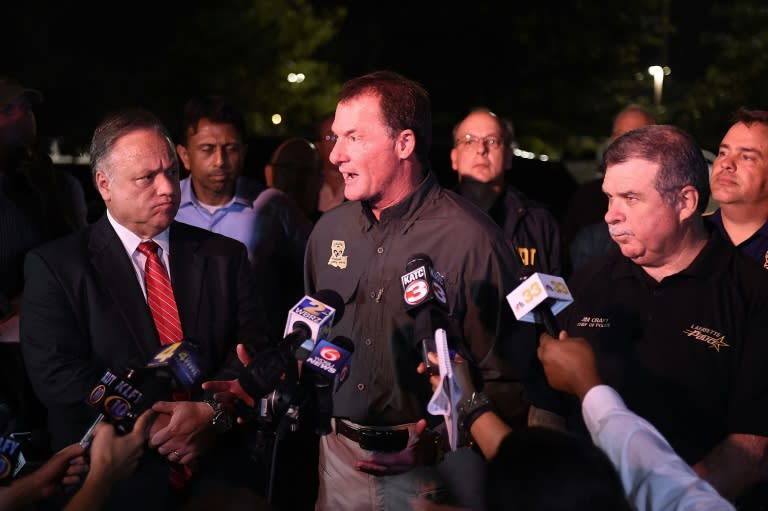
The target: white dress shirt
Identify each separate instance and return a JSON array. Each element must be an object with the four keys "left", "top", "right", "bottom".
[{"left": 582, "top": 385, "right": 735, "bottom": 511}]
